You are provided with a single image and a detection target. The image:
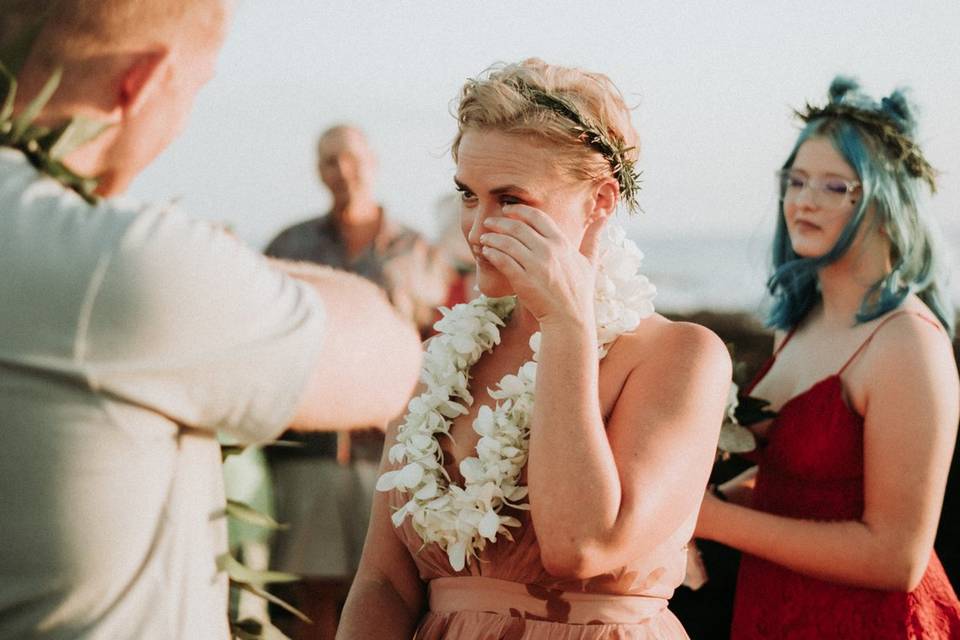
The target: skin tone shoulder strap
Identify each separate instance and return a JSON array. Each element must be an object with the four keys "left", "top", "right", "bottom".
[{"left": 837, "top": 310, "right": 943, "bottom": 376}]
